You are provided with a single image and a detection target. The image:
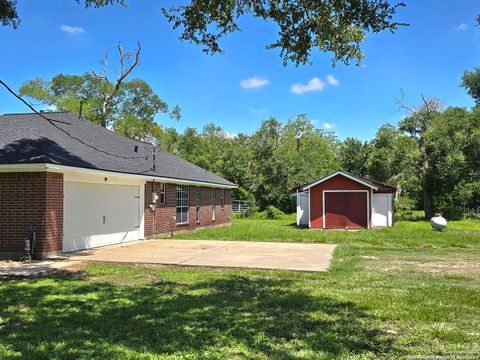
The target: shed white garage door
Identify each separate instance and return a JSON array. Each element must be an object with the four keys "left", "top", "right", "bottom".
[{"left": 64, "top": 182, "right": 142, "bottom": 252}]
